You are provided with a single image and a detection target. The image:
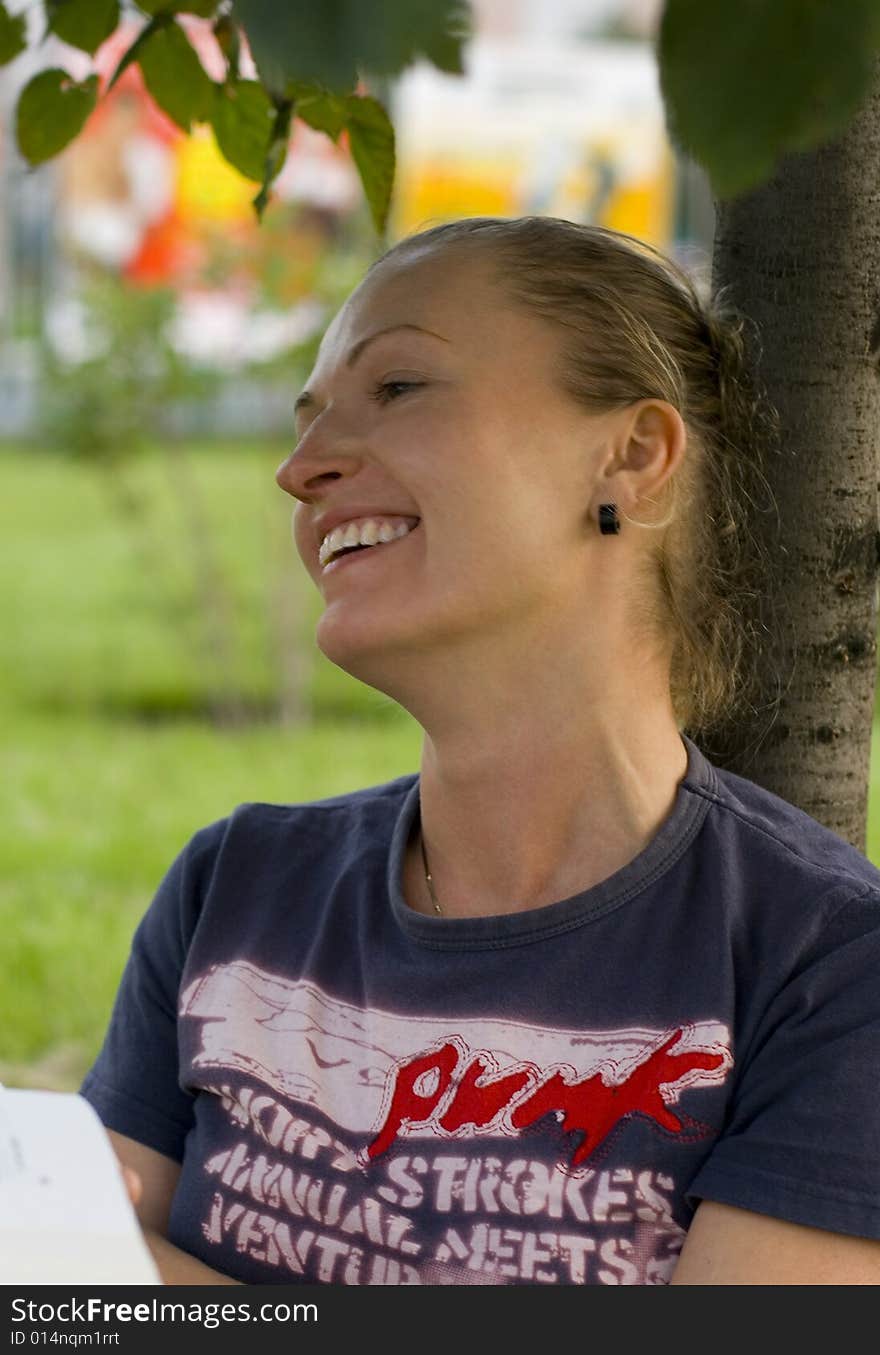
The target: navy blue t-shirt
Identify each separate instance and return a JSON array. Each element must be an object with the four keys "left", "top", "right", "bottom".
[{"left": 81, "top": 734, "right": 880, "bottom": 1284}]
